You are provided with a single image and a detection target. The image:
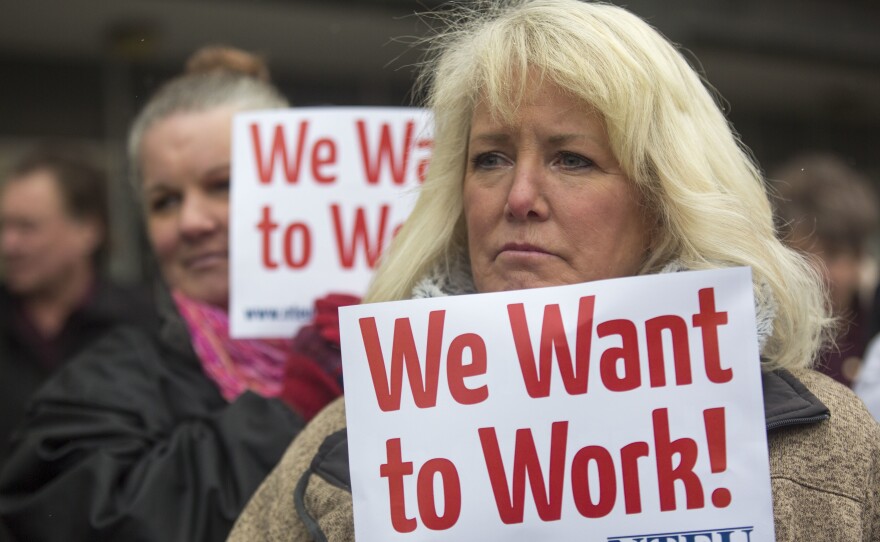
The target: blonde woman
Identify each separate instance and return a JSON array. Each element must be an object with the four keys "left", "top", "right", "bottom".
[{"left": 229, "top": 2, "right": 880, "bottom": 541}]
